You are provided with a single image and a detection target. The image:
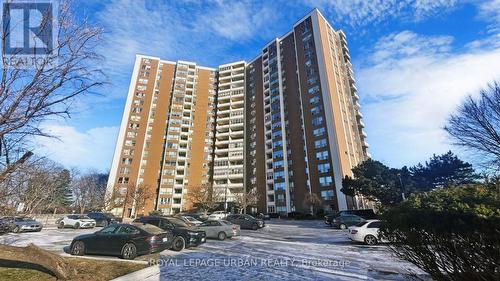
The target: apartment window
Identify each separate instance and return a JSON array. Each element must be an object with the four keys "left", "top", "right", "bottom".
[
  {"left": 137, "top": 85, "right": 146, "bottom": 91},
  {"left": 314, "top": 139, "right": 327, "bottom": 149},
  {"left": 117, "top": 177, "right": 129, "bottom": 184},
  {"left": 272, "top": 150, "right": 283, "bottom": 158},
  {"left": 318, "top": 163, "right": 331, "bottom": 173},
  {"left": 310, "top": 96, "right": 320, "bottom": 104},
  {"left": 274, "top": 171, "right": 285, "bottom": 179},
  {"left": 312, "top": 116, "right": 324, "bottom": 126},
  {"left": 319, "top": 176, "right": 333, "bottom": 187},
  {"left": 316, "top": 151, "right": 329, "bottom": 161},
  {"left": 272, "top": 130, "right": 282, "bottom": 139},
  {"left": 320, "top": 189, "right": 334, "bottom": 200},
  {"left": 308, "top": 85, "right": 319, "bottom": 95},
  {"left": 311, "top": 105, "right": 322, "bottom": 115},
  {"left": 271, "top": 112, "right": 281, "bottom": 121},
  {"left": 162, "top": 178, "right": 174, "bottom": 185},
  {"left": 275, "top": 182, "right": 286, "bottom": 190},
  {"left": 307, "top": 76, "right": 318, "bottom": 85},
  {"left": 313, "top": 127, "right": 326, "bottom": 137},
  {"left": 160, "top": 197, "right": 171, "bottom": 205},
  {"left": 273, "top": 139, "right": 283, "bottom": 147},
  {"left": 120, "top": 167, "right": 130, "bottom": 174},
  {"left": 273, "top": 160, "right": 284, "bottom": 168}
]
